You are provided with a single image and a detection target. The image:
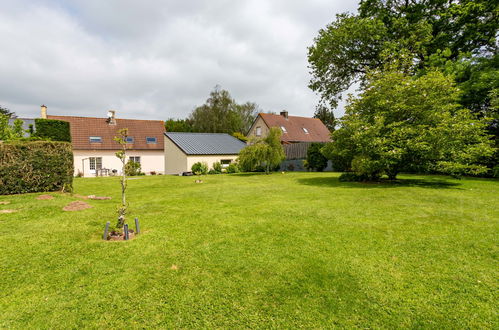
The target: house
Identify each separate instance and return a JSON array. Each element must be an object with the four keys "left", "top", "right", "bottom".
[
  {"left": 247, "top": 111, "right": 331, "bottom": 144},
  {"left": 164, "top": 132, "right": 246, "bottom": 175},
  {"left": 246, "top": 111, "right": 332, "bottom": 171},
  {"left": 43, "top": 107, "right": 165, "bottom": 176}
]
